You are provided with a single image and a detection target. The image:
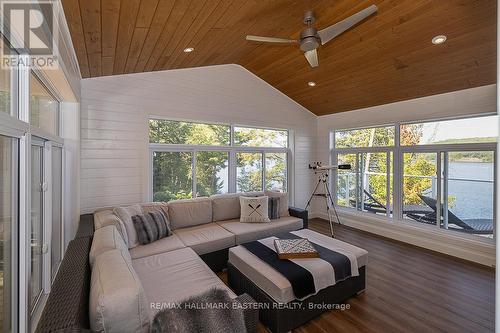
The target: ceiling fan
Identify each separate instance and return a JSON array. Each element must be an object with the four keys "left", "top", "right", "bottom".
[{"left": 246, "top": 5, "right": 378, "bottom": 68}]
